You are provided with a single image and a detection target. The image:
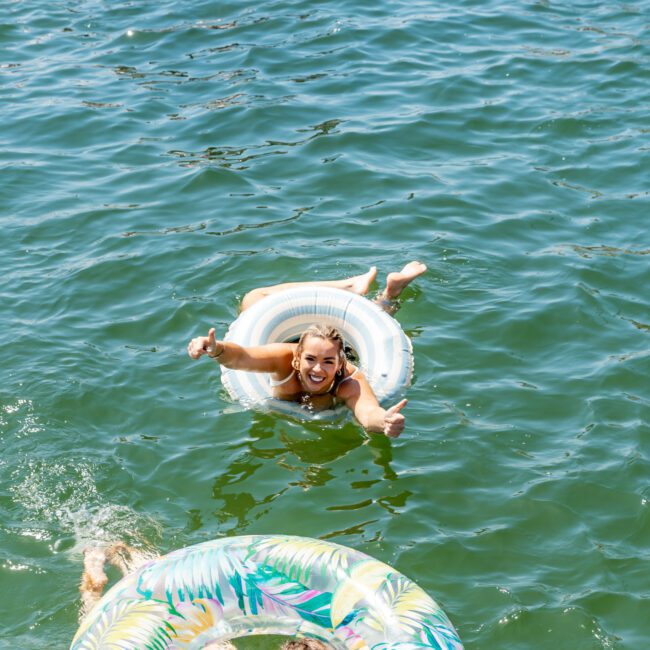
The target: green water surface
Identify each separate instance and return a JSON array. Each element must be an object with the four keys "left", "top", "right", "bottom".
[{"left": 1, "top": 0, "right": 648, "bottom": 648}]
